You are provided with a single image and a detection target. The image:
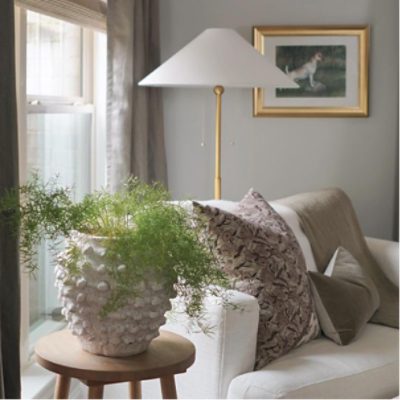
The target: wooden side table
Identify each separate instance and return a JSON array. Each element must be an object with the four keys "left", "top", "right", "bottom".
[{"left": 35, "top": 329, "right": 195, "bottom": 399}]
